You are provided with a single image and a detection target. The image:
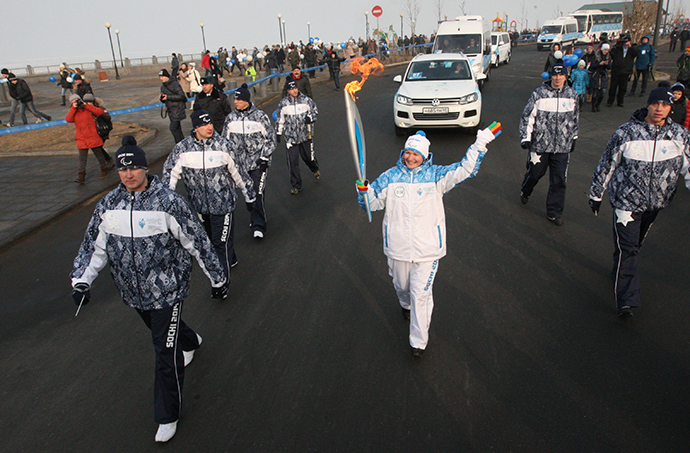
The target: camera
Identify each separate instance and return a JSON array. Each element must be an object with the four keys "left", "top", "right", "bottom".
[{"left": 75, "top": 99, "right": 84, "bottom": 108}]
